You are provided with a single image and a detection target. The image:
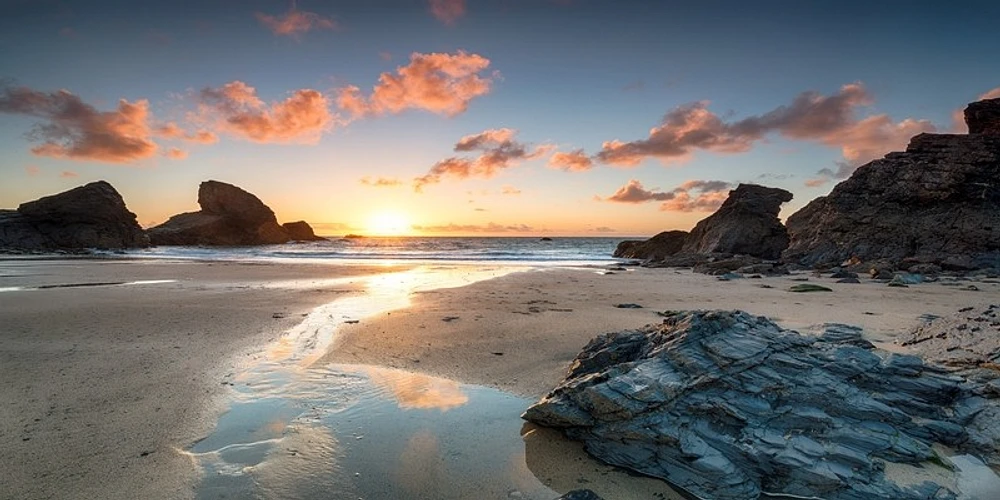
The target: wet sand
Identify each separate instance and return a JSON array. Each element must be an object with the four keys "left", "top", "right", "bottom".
[
  {"left": 0, "top": 258, "right": 409, "bottom": 500},
  {"left": 3, "top": 258, "right": 998, "bottom": 499},
  {"left": 323, "top": 266, "right": 1000, "bottom": 397}
]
